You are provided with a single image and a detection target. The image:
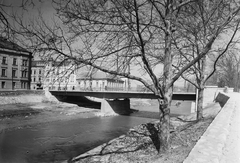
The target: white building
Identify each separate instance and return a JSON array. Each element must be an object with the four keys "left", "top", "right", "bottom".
[
  {"left": 43, "top": 60, "right": 77, "bottom": 90},
  {"left": 77, "top": 70, "right": 126, "bottom": 91}
]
